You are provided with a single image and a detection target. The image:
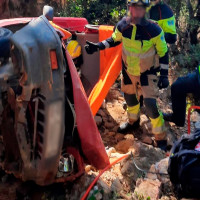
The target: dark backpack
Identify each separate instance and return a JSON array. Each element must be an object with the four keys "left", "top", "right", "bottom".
[{"left": 168, "top": 130, "right": 200, "bottom": 198}]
